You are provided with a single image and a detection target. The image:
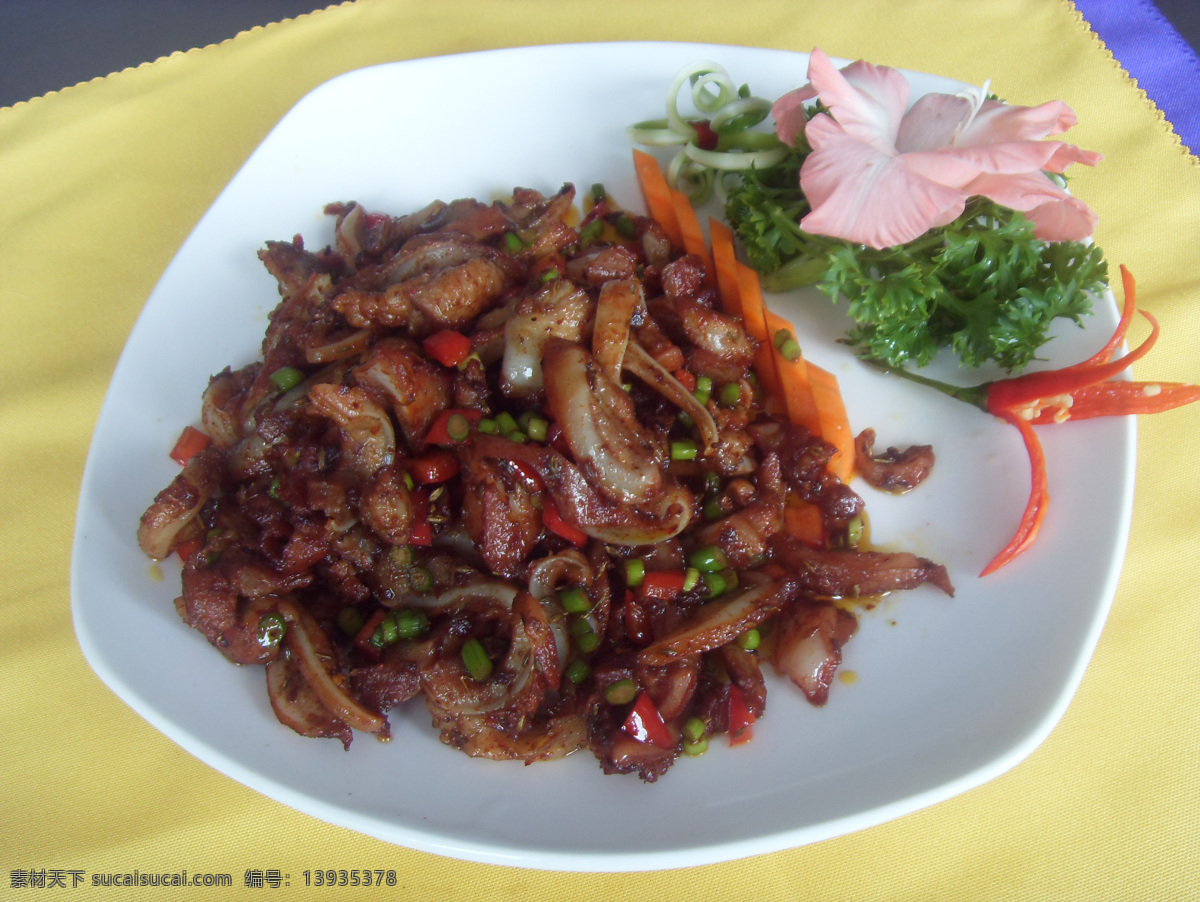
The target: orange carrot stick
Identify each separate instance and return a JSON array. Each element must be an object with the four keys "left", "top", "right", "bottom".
[
  {"left": 670, "top": 188, "right": 712, "bottom": 269},
  {"left": 785, "top": 502, "right": 826, "bottom": 548},
  {"left": 763, "top": 309, "right": 822, "bottom": 436},
  {"left": 708, "top": 218, "right": 743, "bottom": 318},
  {"left": 806, "top": 361, "right": 855, "bottom": 483},
  {"left": 735, "top": 261, "right": 783, "bottom": 406},
  {"left": 631, "top": 149, "right": 683, "bottom": 248}
]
